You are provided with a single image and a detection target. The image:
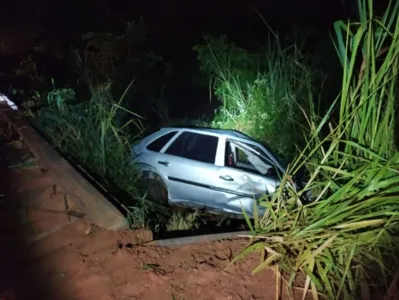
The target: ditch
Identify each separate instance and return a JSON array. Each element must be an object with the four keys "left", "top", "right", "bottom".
[
  {"left": 21, "top": 111, "right": 251, "bottom": 240},
  {"left": 64, "top": 152, "right": 249, "bottom": 240}
]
